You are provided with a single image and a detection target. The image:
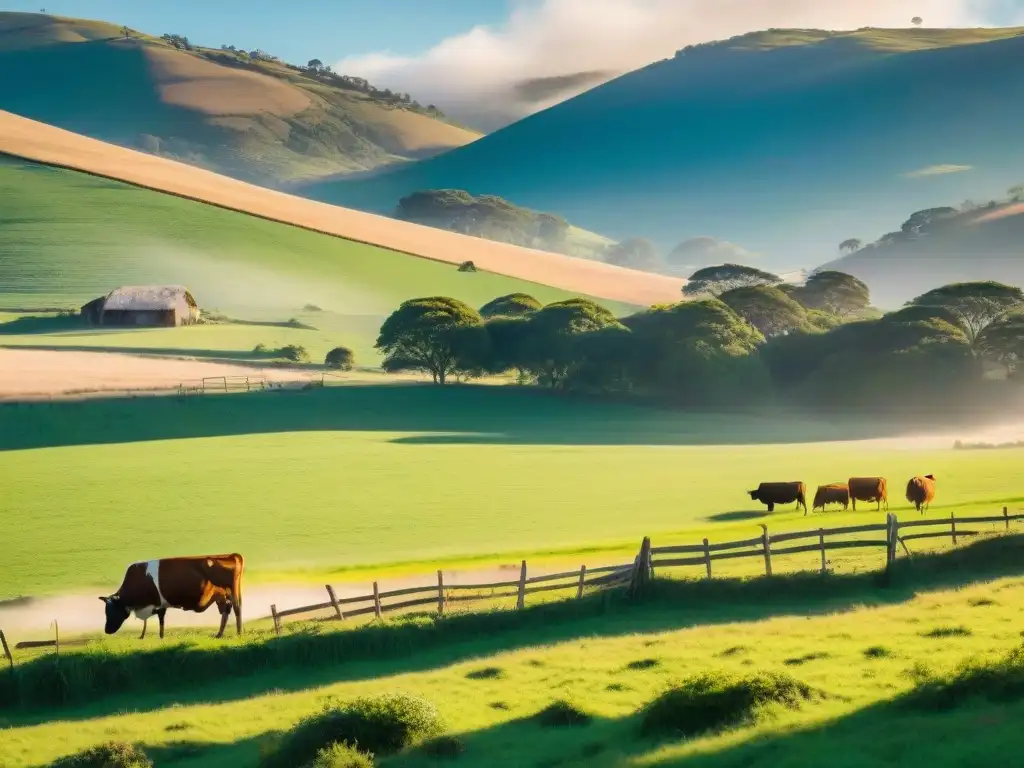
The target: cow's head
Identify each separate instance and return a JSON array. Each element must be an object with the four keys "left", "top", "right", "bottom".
[
  {"left": 748, "top": 490, "right": 760, "bottom": 501},
  {"left": 98, "top": 595, "right": 130, "bottom": 634},
  {"left": 925, "top": 474, "right": 935, "bottom": 480}
]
